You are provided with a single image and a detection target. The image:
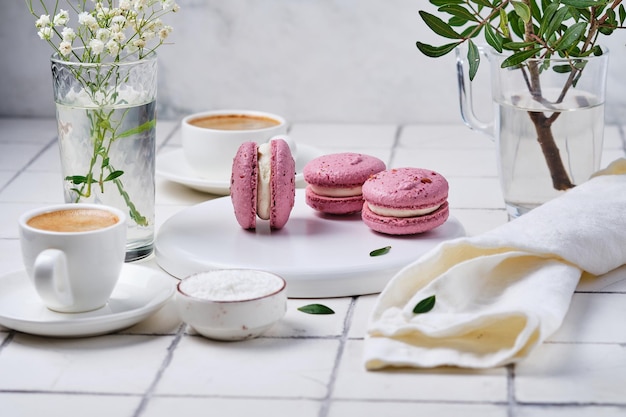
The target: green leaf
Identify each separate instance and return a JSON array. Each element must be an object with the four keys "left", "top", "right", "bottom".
[
  {"left": 467, "top": 40, "right": 480, "bottom": 81},
  {"left": 499, "top": 9, "right": 510, "bottom": 38},
  {"left": 297, "top": 304, "right": 335, "bottom": 315},
  {"left": 413, "top": 295, "right": 436, "bottom": 314},
  {"left": 511, "top": 1, "right": 531, "bottom": 23},
  {"left": 470, "top": 0, "right": 492, "bottom": 7},
  {"left": 116, "top": 119, "right": 156, "bottom": 139},
  {"left": 502, "top": 41, "right": 536, "bottom": 50},
  {"left": 438, "top": 4, "right": 478, "bottom": 22},
  {"left": 543, "top": 7, "right": 571, "bottom": 41},
  {"left": 484, "top": 24, "right": 503, "bottom": 53},
  {"left": 370, "top": 246, "right": 391, "bottom": 257},
  {"left": 554, "top": 21, "right": 587, "bottom": 51},
  {"left": 560, "top": 0, "right": 609, "bottom": 7},
  {"left": 501, "top": 47, "right": 541, "bottom": 68},
  {"left": 430, "top": 0, "right": 464, "bottom": 5},
  {"left": 65, "top": 175, "right": 88, "bottom": 185},
  {"left": 416, "top": 41, "right": 460, "bottom": 57},
  {"left": 552, "top": 64, "right": 573, "bottom": 73},
  {"left": 539, "top": 2, "right": 560, "bottom": 37},
  {"left": 419, "top": 10, "right": 462, "bottom": 39},
  {"left": 104, "top": 170, "right": 124, "bottom": 182}
]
